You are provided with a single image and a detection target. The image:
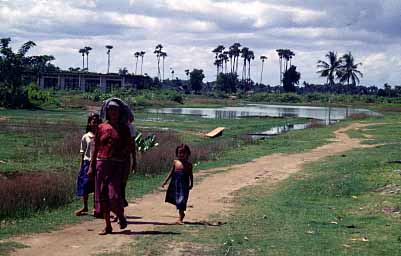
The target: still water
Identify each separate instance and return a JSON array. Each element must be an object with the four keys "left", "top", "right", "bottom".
[
  {"left": 149, "top": 104, "right": 380, "bottom": 138},
  {"left": 149, "top": 104, "right": 380, "bottom": 122}
]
